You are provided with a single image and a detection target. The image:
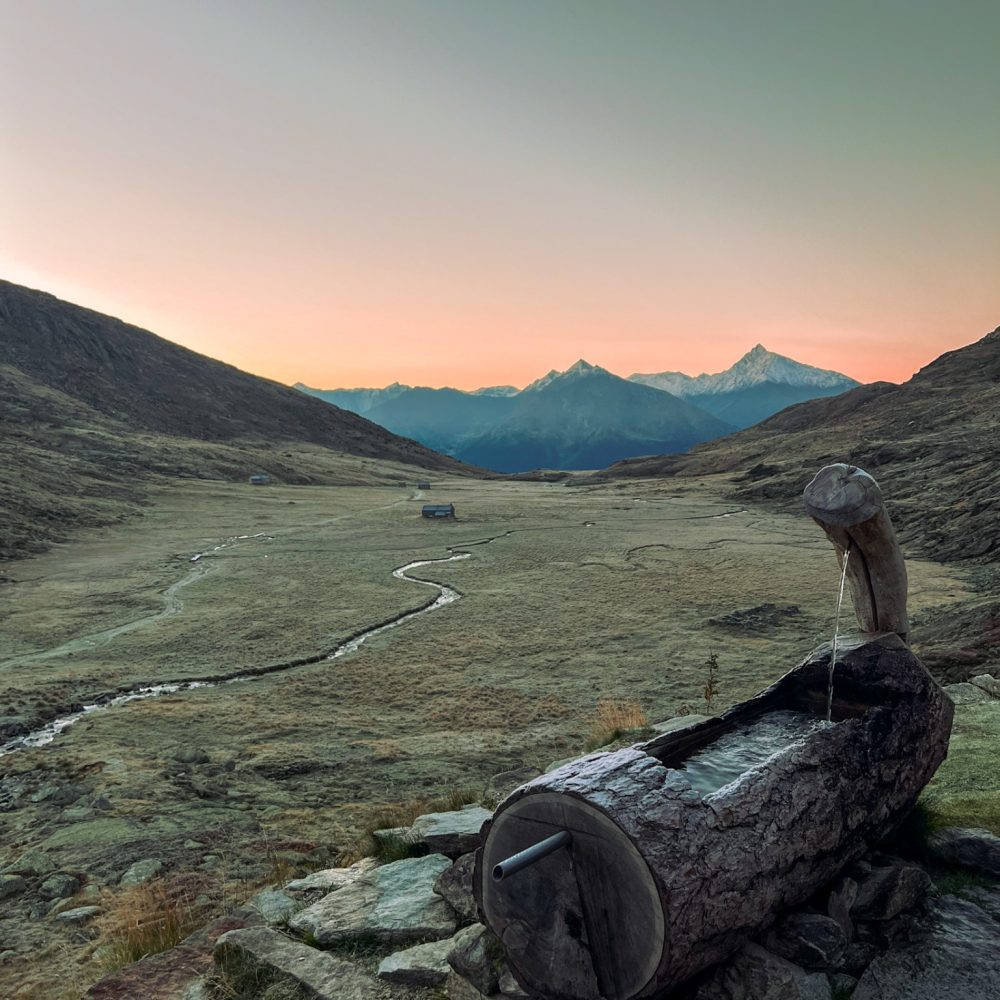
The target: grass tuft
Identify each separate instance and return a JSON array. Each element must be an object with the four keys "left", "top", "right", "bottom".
[{"left": 584, "top": 697, "right": 649, "bottom": 752}]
